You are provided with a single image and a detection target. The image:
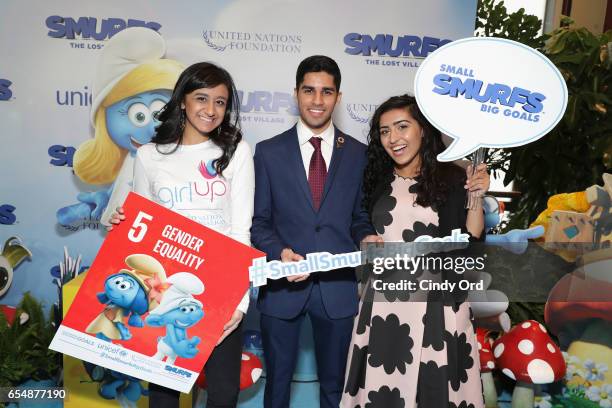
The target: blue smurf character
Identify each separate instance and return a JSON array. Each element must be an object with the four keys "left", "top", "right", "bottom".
[
  {"left": 466, "top": 196, "right": 545, "bottom": 331},
  {"left": 146, "top": 272, "right": 205, "bottom": 365},
  {"left": 86, "top": 254, "right": 168, "bottom": 341},
  {"left": 483, "top": 195, "right": 545, "bottom": 254},
  {"left": 56, "top": 28, "right": 183, "bottom": 227},
  {"left": 99, "top": 371, "right": 148, "bottom": 402},
  {"left": 83, "top": 362, "right": 148, "bottom": 402}
]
